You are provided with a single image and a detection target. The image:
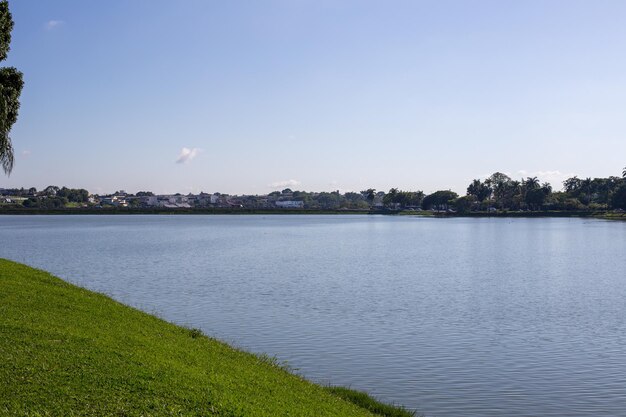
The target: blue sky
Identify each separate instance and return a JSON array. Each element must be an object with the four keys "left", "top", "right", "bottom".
[{"left": 3, "top": 0, "right": 626, "bottom": 194}]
